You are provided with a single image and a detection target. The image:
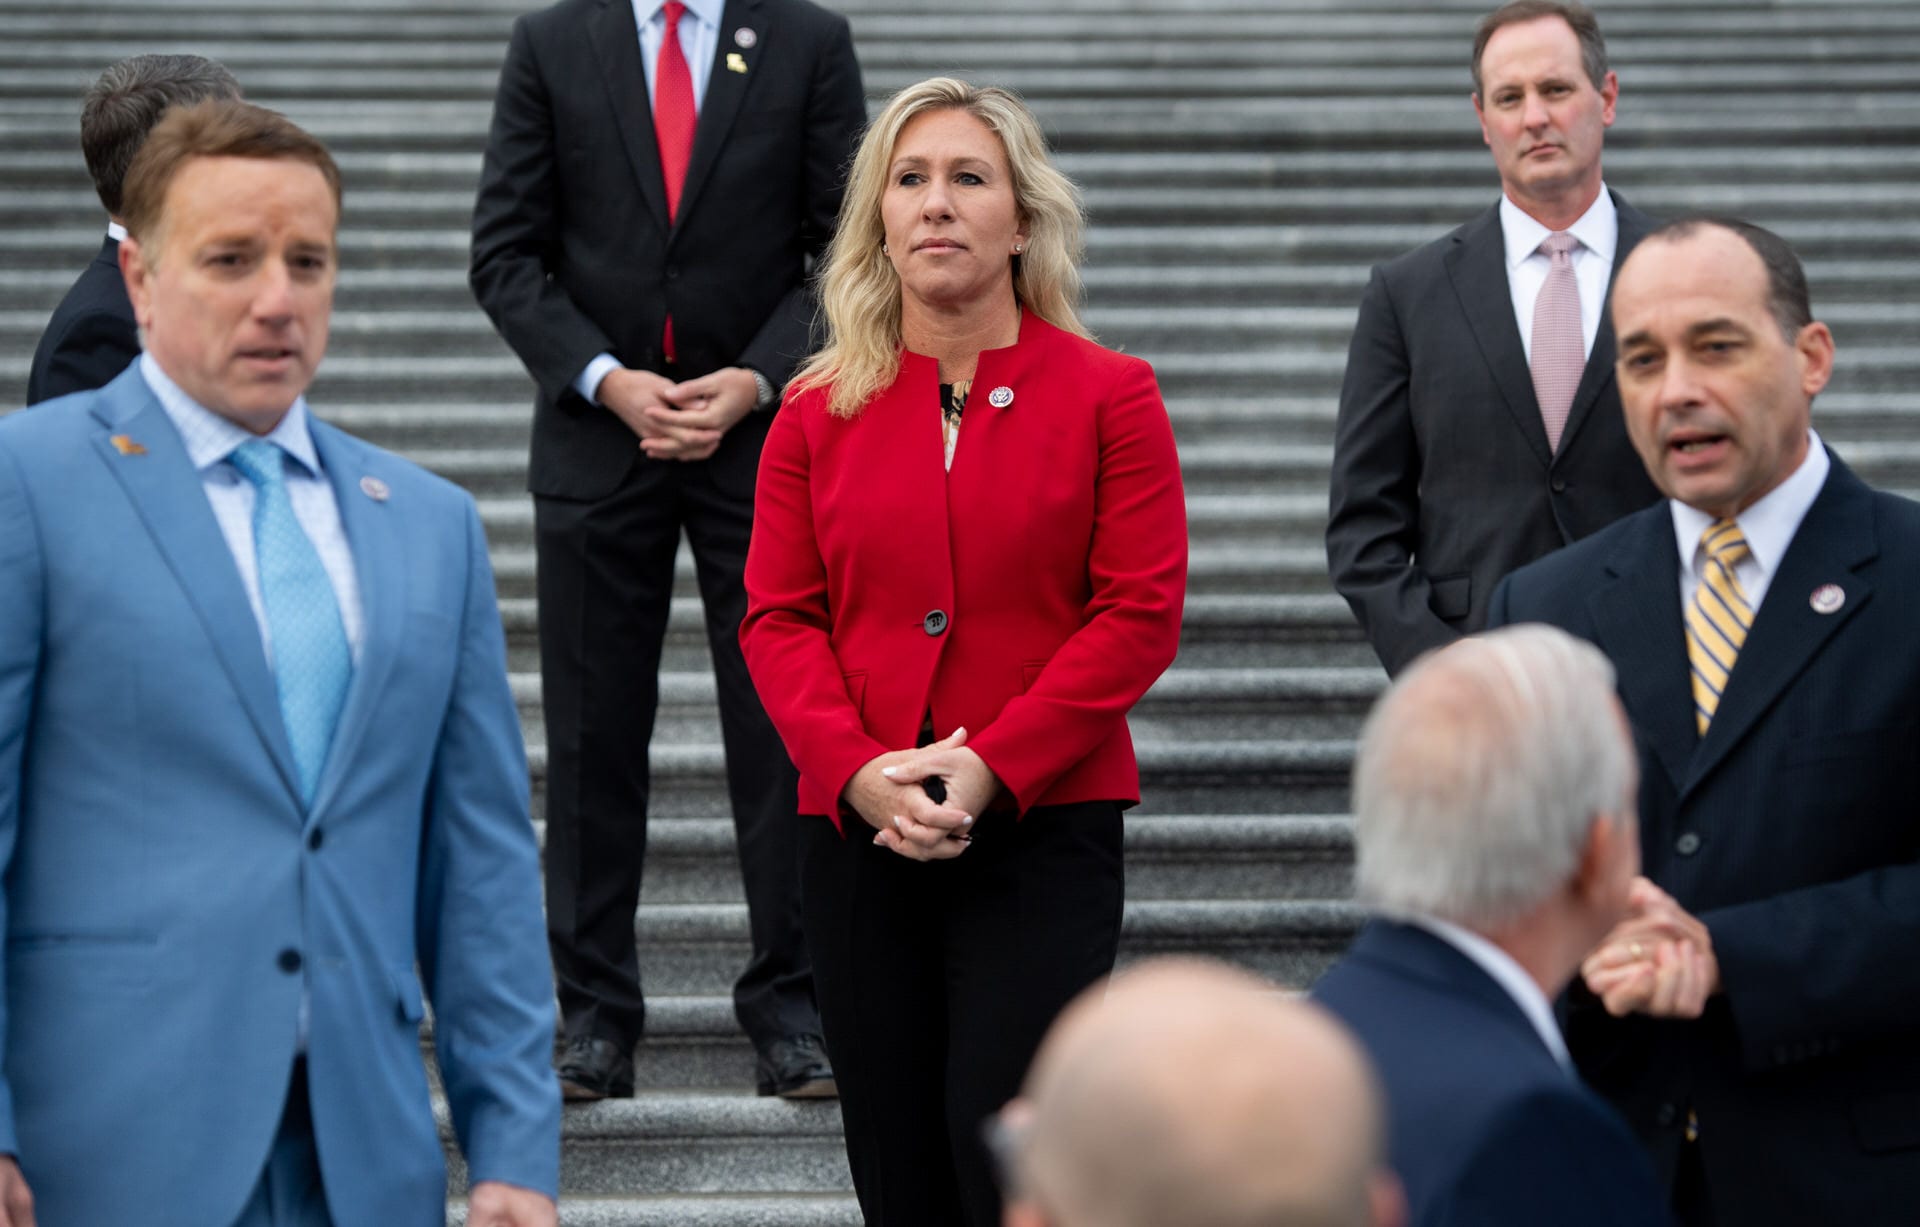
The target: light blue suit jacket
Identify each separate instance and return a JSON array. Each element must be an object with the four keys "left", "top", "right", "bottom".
[{"left": 0, "top": 366, "right": 560, "bottom": 1225}]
